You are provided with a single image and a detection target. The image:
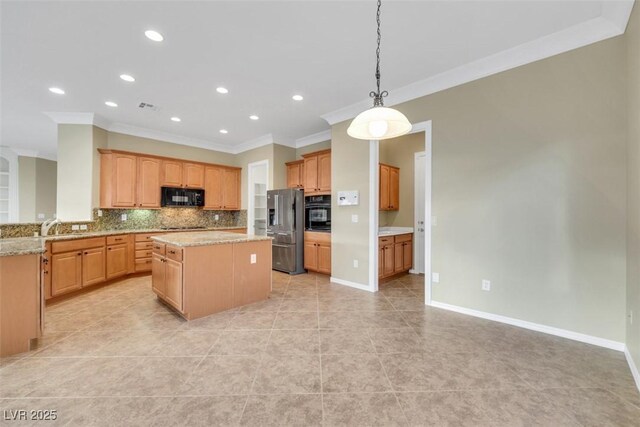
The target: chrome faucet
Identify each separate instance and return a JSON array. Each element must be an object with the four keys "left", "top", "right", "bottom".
[{"left": 40, "top": 217, "right": 62, "bottom": 236}]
